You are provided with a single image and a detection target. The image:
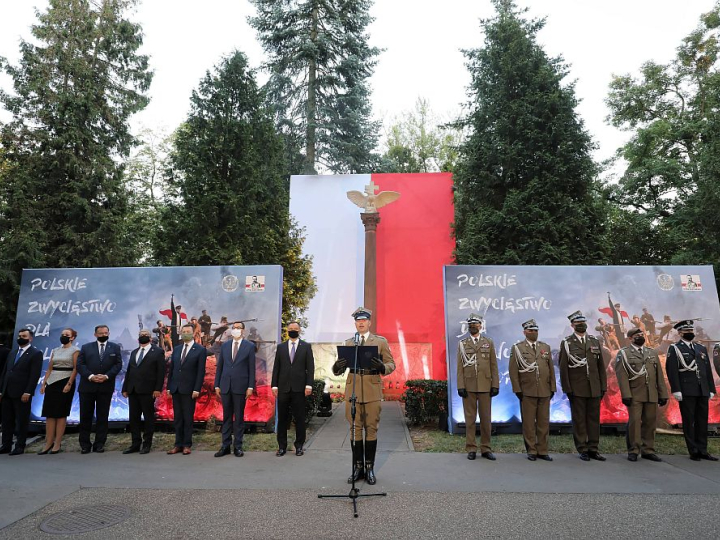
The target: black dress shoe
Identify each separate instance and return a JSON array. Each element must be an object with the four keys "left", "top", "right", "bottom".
[
  {"left": 642, "top": 453, "right": 662, "bottom": 462},
  {"left": 276, "top": 448, "right": 287, "bottom": 457},
  {"left": 295, "top": 447, "right": 304, "bottom": 456},
  {"left": 234, "top": 448, "right": 244, "bottom": 457},
  {"left": 700, "top": 453, "right": 719, "bottom": 461},
  {"left": 0, "top": 446, "right": 11, "bottom": 454},
  {"left": 365, "top": 463, "right": 377, "bottom": 485},
  {"left": 93, "top": 445, "right": 105, "bottom": 453},
  {"left": 467, "top": 451, "right": 476, "bottom": 460},
  {"left": 690, "top": 453, "right": 702, "bottom": 461},
  {"left": 81, "top": 447, "right": 92, "bottom": 454},
  {"left": 537, "top": 455, "right": 553, "bottom": 461},
  {"left": 37, "top": 447, "right": 52, "bottom": 455},
  {"left": 139, "top": 447, "right": 151, "bottom": 455},
  {"left": 588, "top": 452, "right": 606, "bottom": 461},
  {"left": 628, "top": 453, "right": 638, "bottom": 462},
  {"left": 481, "top": 452, "right": 496, "bottom": 461},
  {"left": 527, "top": 454, "right": 537, "bottom": 461},
  {"left": 214, "top": 446, "right": 231, "bottom": 458},
  {"left": 122, "top": 446, "right": 140, "bottom": 454},
  {"left": 9, "top": 447, "right": 25, "bottom": 456},
  {"left": 579, "top": 452, "right": 590, "bottom": 461}
]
